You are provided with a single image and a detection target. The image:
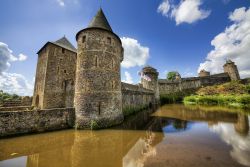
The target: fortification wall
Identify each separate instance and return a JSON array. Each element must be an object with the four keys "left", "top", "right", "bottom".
[
  {"left": 0, "top": 108, "right": 75, "bottom": 137},
  {"left": 159, "top": 73, "right": 231, "bottom": 95},
  {"left": 158, "top": 78, "right": 201, "bottom": 95},
  {"left": 121, "top": 82, "right": 155, "bottom": 115}
]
